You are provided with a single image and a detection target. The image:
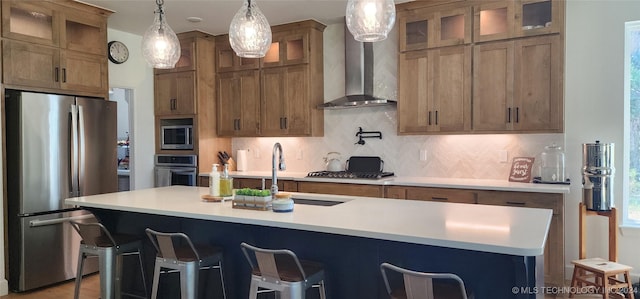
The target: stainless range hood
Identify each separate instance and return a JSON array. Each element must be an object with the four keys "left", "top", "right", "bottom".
[{"left": 318, "top": 23, "right": 396, "bottom": 109}]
